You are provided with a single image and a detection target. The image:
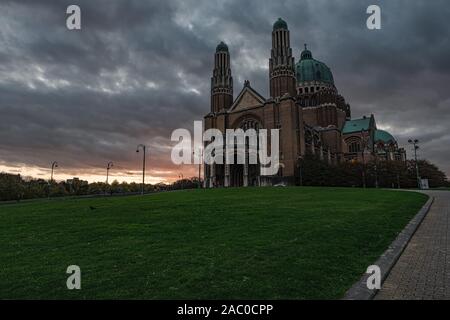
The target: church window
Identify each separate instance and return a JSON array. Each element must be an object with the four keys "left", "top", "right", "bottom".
[{"left": 349, "top": 141, "right": 361, "bottom": 153}]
